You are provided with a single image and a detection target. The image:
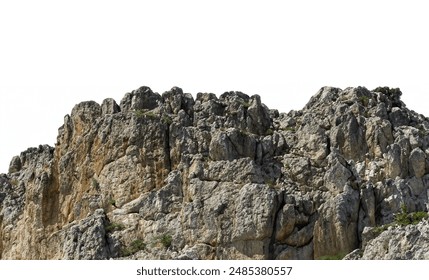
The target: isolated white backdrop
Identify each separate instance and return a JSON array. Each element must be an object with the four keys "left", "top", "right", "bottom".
[{"left": 1, "top": 0, "right": 428, "bottom": 172}]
